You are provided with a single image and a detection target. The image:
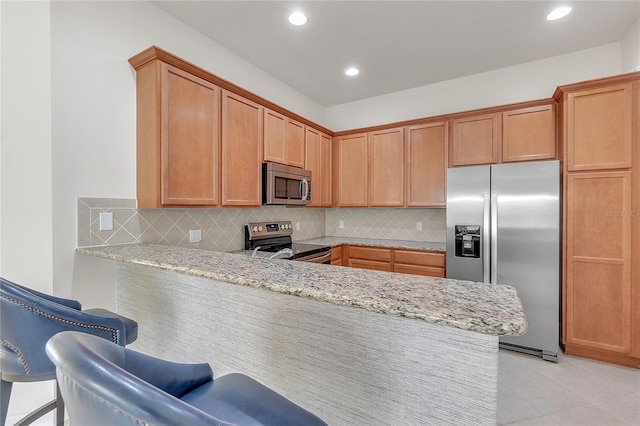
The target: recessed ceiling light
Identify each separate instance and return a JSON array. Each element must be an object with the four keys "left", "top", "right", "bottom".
[
  {"left": 288, "top": 11, "right": 307, "bottom": 26},
  {"left": 546, "top": 6, "right": 572, "bottom": 21},
  {"left": 345, "top": 67, "right": 359, "bottom": 77}
]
